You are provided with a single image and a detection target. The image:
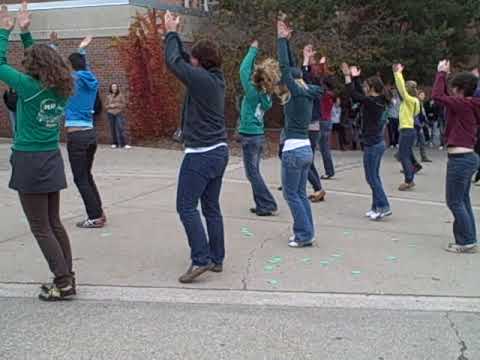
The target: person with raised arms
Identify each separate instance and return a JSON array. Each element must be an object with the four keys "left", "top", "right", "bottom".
[
  {"left": 276, "top": 16, "right": 323, "bottom": 248},
  {"left": 0, "top": 1, "right": 76, "bottom": 301},
  {"left": 164, "top": 11, "right": 229, "bottom": 282}
]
